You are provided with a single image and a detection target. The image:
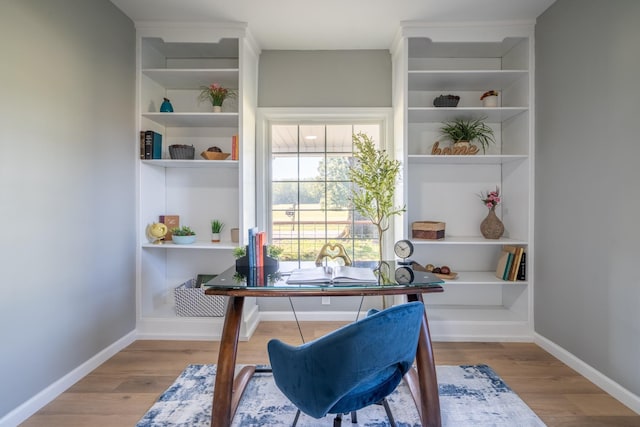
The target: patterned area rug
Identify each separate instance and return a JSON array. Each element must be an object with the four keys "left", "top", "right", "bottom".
[{"left": 137, "top": 364, "right": 546, "bottom": 426}]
